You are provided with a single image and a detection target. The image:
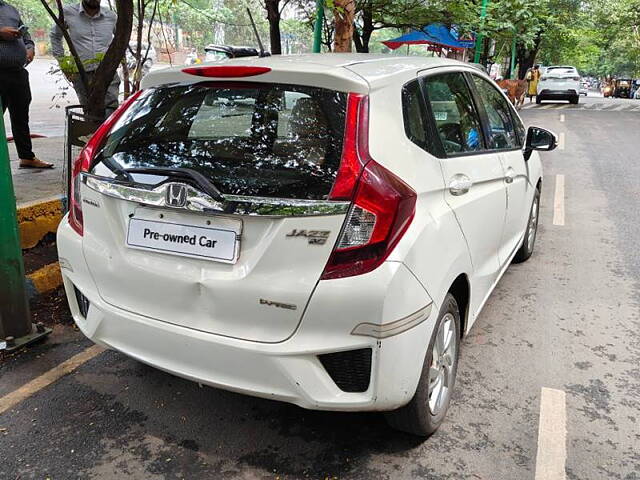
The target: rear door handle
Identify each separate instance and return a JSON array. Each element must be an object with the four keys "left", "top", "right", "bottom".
[{"left": 449, "top": 174, "right": 472, "bottom": 196}]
